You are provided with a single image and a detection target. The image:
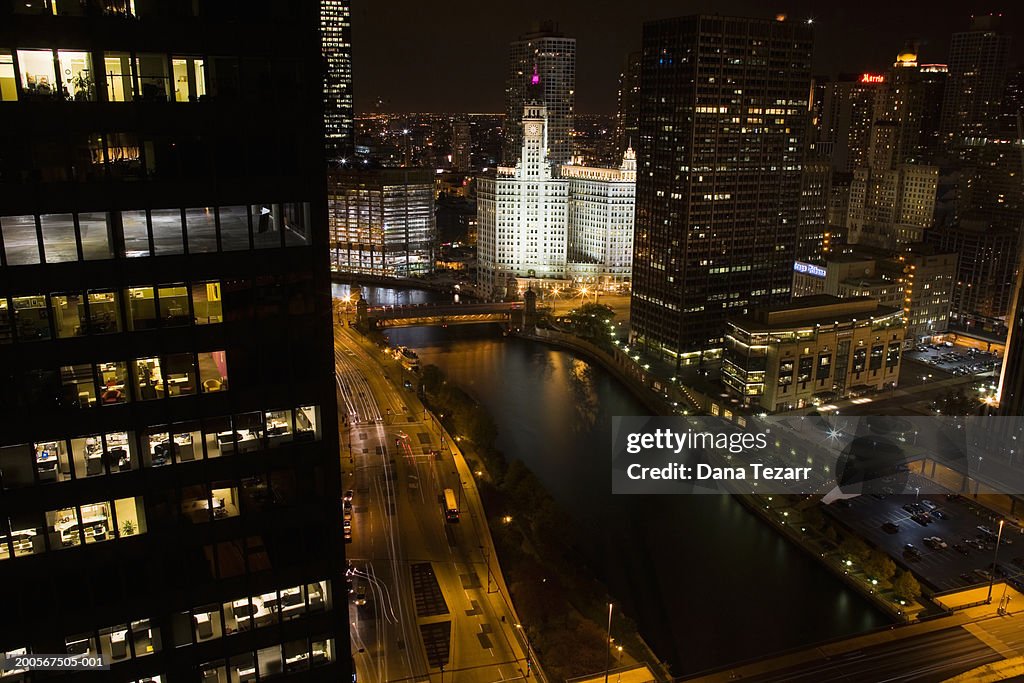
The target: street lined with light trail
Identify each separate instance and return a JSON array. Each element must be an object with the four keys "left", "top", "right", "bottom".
[{"left": 335, "top": 315, "right": 538, "bottom": 682}]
